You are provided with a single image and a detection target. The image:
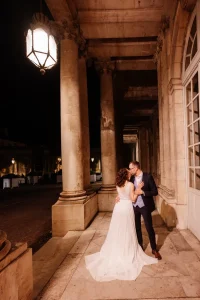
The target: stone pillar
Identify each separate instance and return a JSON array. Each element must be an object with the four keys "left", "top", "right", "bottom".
[
  {"left": 52, "top": 38, "right": 98, "bottom": 236},
  {"left": 79, "top": 56, "right": 90, "bottom": 189},
  {"left": 168, "top": 86, "right": 176, "bottom": 190},
  {"left": 59, "top": 38, "right": 86, "bottom": 200},
  {"left": 169, "top": 79, "right": 187, "bottom": 229},
  {"left": 138, "top": 127, "right": 150, "bottom": 172},
  {"left": 97, "top": 62, "right": 117, "bottom": 211},
  {"left": 157, "top": 54, "right": 168, "bottom": 187},
  {"left": 100, "top": 66, "right": 117, "bottom": 190},
  {"left": 136, "top": 138, "right": 139, "bottom": 161}
]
